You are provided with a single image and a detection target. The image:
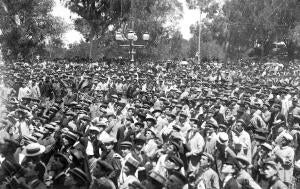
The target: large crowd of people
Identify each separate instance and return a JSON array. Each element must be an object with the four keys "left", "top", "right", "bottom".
[{"left": 0, "top": 58, "right": 300, "bottom": 189}]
